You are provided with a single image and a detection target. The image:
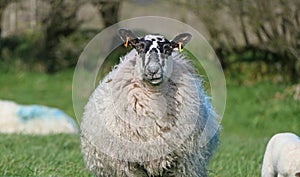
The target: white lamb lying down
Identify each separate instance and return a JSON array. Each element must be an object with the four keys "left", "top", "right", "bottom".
[
  {"left": 261, "top": 132, "right": 300, "bottom": 177},
  {"left": 0, "top": 100, "right": 78, "bottom": 134}
]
